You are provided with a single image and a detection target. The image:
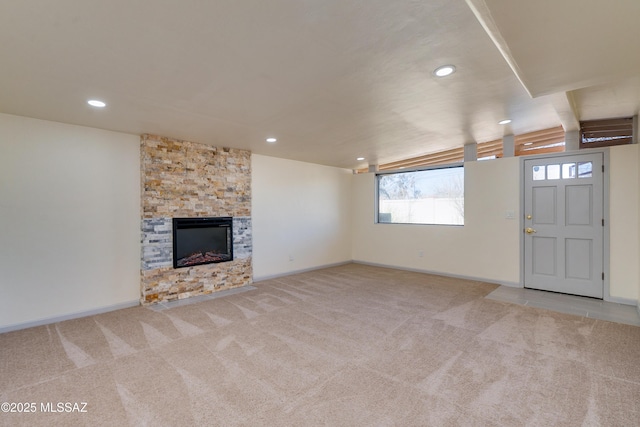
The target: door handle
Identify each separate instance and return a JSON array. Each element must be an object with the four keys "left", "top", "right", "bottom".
[{"left": 525, "top": 227, "right": 537, "bottom": 234}]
